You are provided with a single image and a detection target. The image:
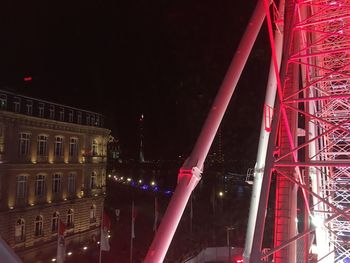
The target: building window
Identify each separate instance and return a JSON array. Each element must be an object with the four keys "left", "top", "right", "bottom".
[
  {"left": 26, "top": 100, "right": 33, "bottom": 115},
  {"left": 37, "top": 135, "right": 48, "bottom": 156},
  {"left": 52, "top": 212, "right": 59, "bottom": 233},
  {"left": 90, "top": 171, "right": 97, "bottom": 189},
  {"left": 69, "top": 137, "right": 78, "bottom": 157},
  {"left": 34, "top": 215, "right": 43, "bottom": 237},
  {"left": 95, "top": 116, "right": 100, "bottom": 126},
  {"left": 52, "top": 173, "right": 62, "bottom": 194},
  {"left": 19, "top": 132, "right": 31, "bottom": 156},
  {"left": 92, "top": 139, "right": 98, "bottom": 156},
  {"left": 68, "top": 172, "right": 76, "bottom": 195},
  {"left": 14, "top": 97, "right": 21, "bottom": 113},
  {"left": 86, "top": 114, "right": 90, "bottom": 125},
  {"left": 77, "top": 112, "right": 82, "bottom": 124},
  {"left": 38, "top": 103, "right": 44, "bottom": 117},
  {"left": 90, "top": 205, "right": 96, "bottom": 223},
  {"left": 15, "top": 219, "right": 25, "bottom": 242},
  {"left": 0, "top": 94, "right": 7, "bottom": 109},
  {"left": 68, "top": 110, "right": 73, "bottom": 122},
  {"left": 16, "top": 175, "right": 28, "bottom": 199},
  {"left": 91, "top": 115, "right": 95, "bottom": 126},
  {"left": 35, "top": 174, "right": 46, "bottom": 197},
  {"left": 54, "top": 136, "right": 64, "bottom": 157},
  {"left": 49, "top": 105, "right": 55, "bottom": 119},
  {"left": 59, "top": 108, "right": 64, "bottom": 121},
  {"left": 67, "top": 209, "right": 74, "bottom": 228}
]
